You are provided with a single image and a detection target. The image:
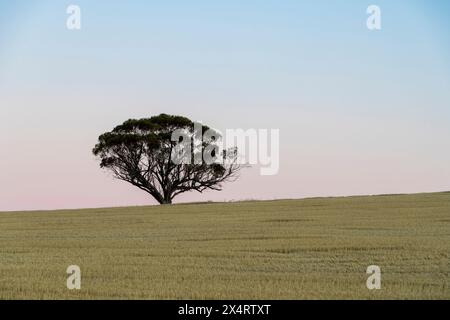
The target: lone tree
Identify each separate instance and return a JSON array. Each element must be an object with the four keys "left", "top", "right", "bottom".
[{"left": 93, "top": 114, "right": 241, "bottom": 204}]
